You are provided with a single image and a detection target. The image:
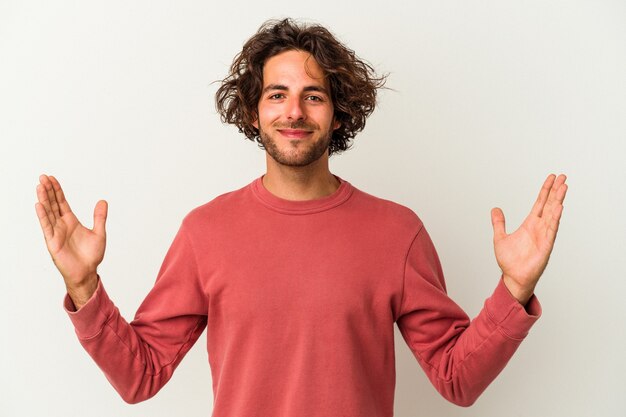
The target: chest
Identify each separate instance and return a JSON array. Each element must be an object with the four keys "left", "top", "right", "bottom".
[{"left": 201, "top": 217, "right": 404, "bottom": 331}]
